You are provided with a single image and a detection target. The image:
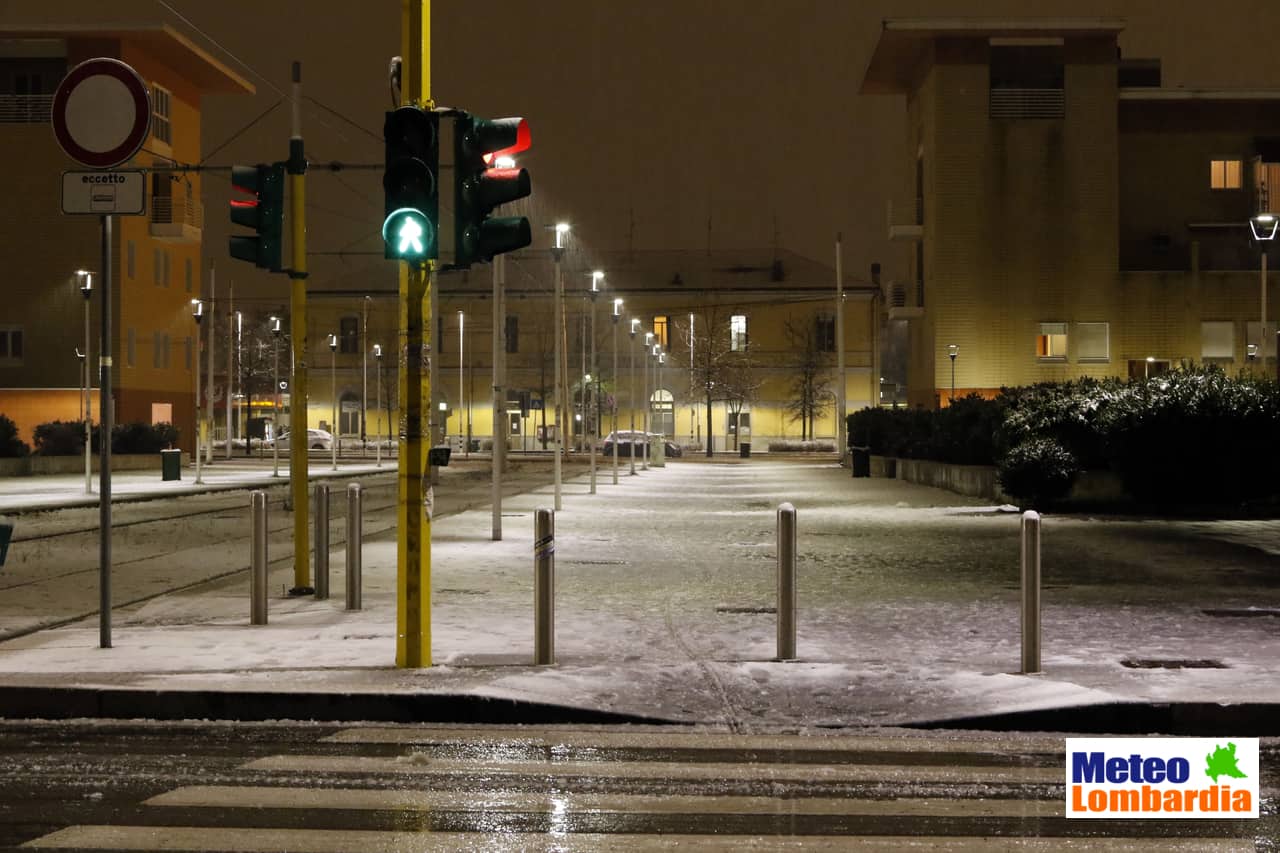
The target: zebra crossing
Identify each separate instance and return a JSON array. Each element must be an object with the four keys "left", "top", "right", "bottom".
[{"left": 21, "top": 726, "right": 1263, "bottom": 851}]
